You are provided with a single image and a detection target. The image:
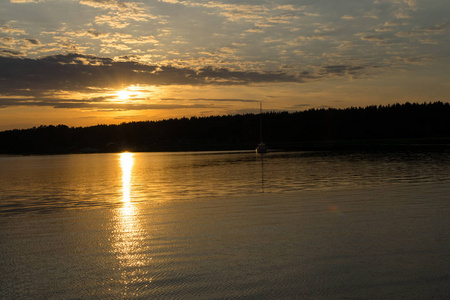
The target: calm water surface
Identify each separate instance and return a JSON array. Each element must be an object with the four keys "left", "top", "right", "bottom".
[{"left": 1, "top": 151, "right": 450, "bottom": 299}]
